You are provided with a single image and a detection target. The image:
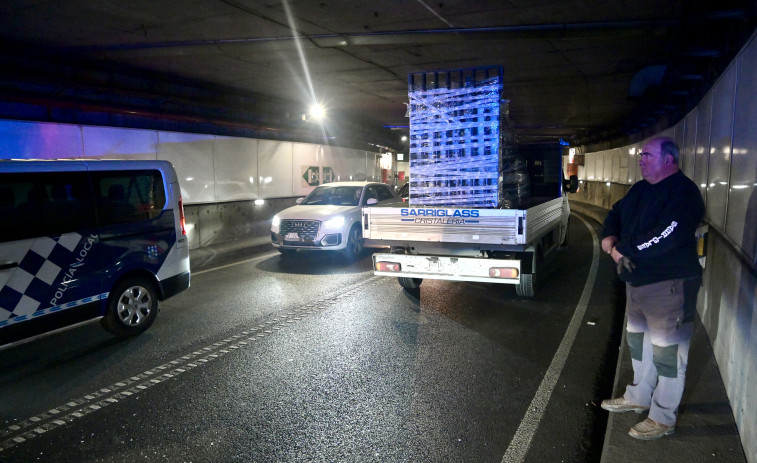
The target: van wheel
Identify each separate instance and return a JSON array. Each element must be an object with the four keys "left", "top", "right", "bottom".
[
  {"left": 342, "top": 225, "right": 364, "bottom": 262},
  {"left": 398, "top": 277, "right": 422, "bottom": 289},
  {"left": 102, "top": 277, "right": 159, "bottom": 337}
]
